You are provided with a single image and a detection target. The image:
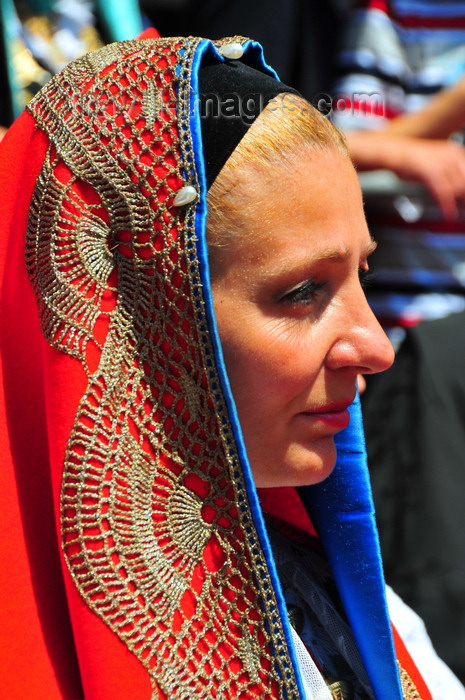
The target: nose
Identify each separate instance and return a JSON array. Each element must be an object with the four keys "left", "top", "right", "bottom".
[{"left": 326, "top": 292, "right": 395, "bottom": 375}]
